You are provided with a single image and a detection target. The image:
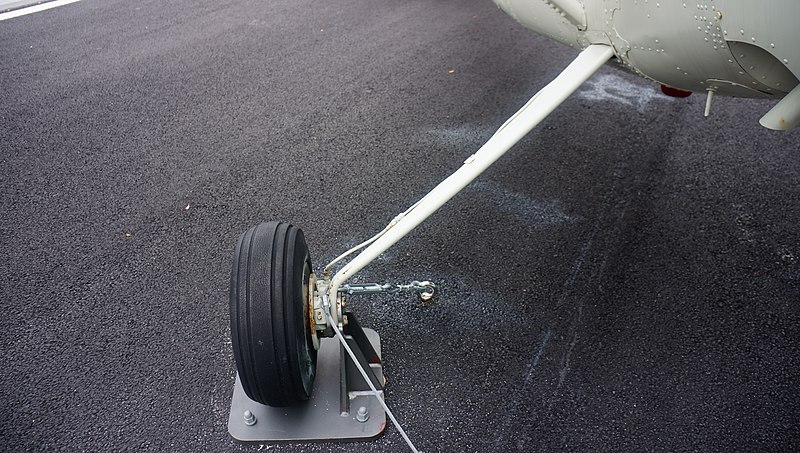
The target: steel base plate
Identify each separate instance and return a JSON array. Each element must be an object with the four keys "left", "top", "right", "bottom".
[{"left": 228, "top": 328, "right": 387, "bottom": 442}]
